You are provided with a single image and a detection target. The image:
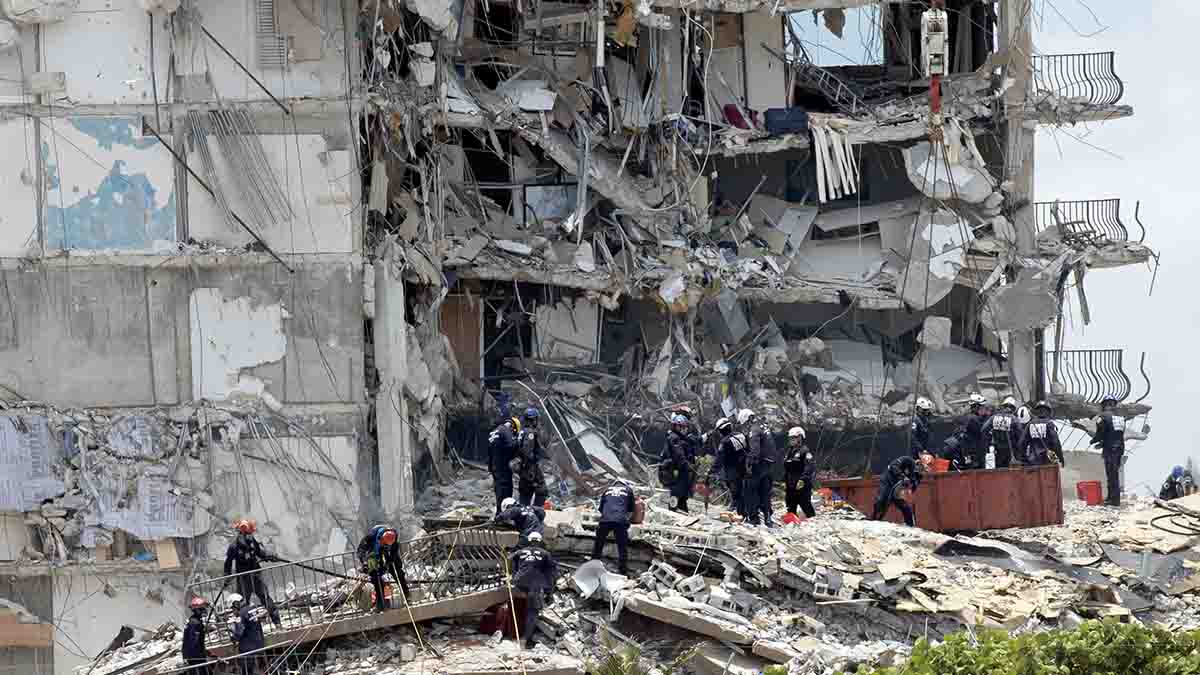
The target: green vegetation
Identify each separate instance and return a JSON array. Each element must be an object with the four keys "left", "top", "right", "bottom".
[{"left": 847, "top": 620, "right": 1200, "bottom": 675}]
